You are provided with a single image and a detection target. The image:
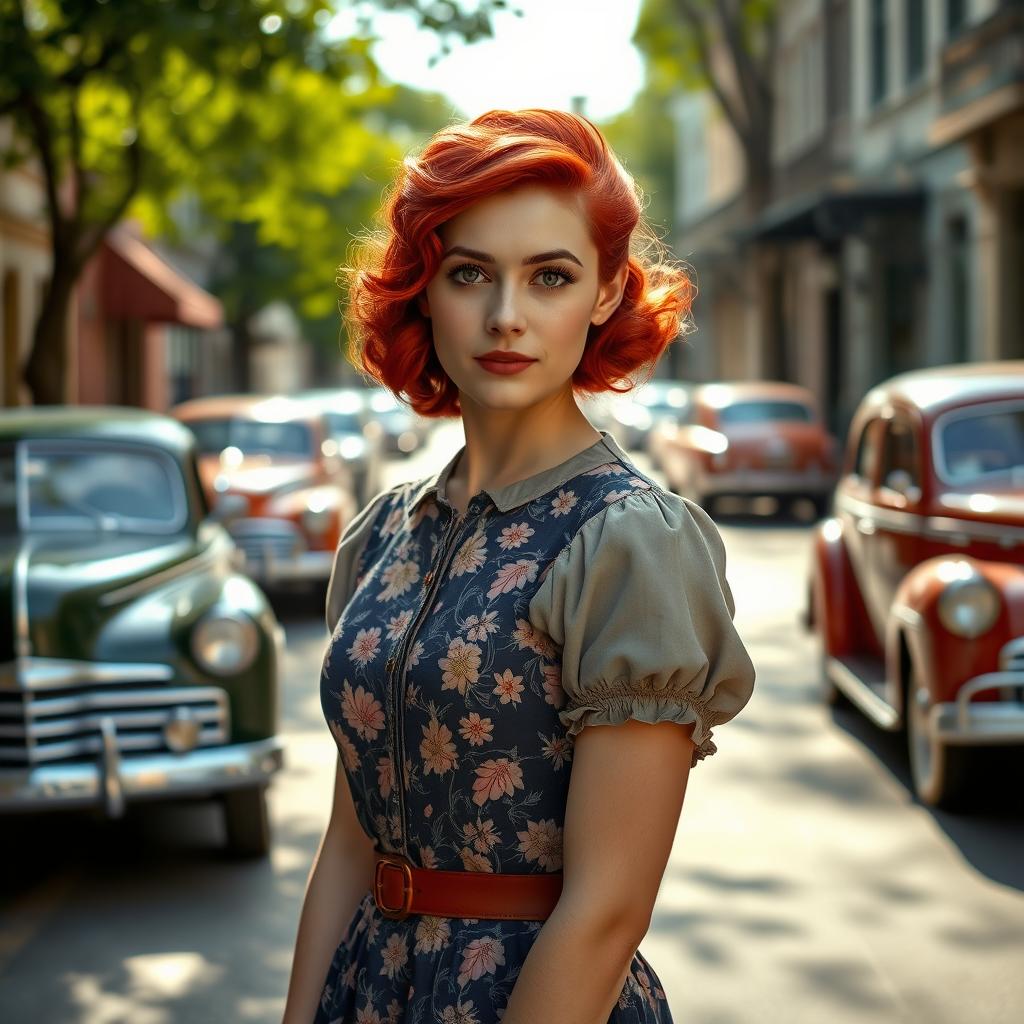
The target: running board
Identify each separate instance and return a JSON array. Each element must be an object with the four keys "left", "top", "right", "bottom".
[{"left": 827, "top": 656, "right": 900, "bottom": 730}]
